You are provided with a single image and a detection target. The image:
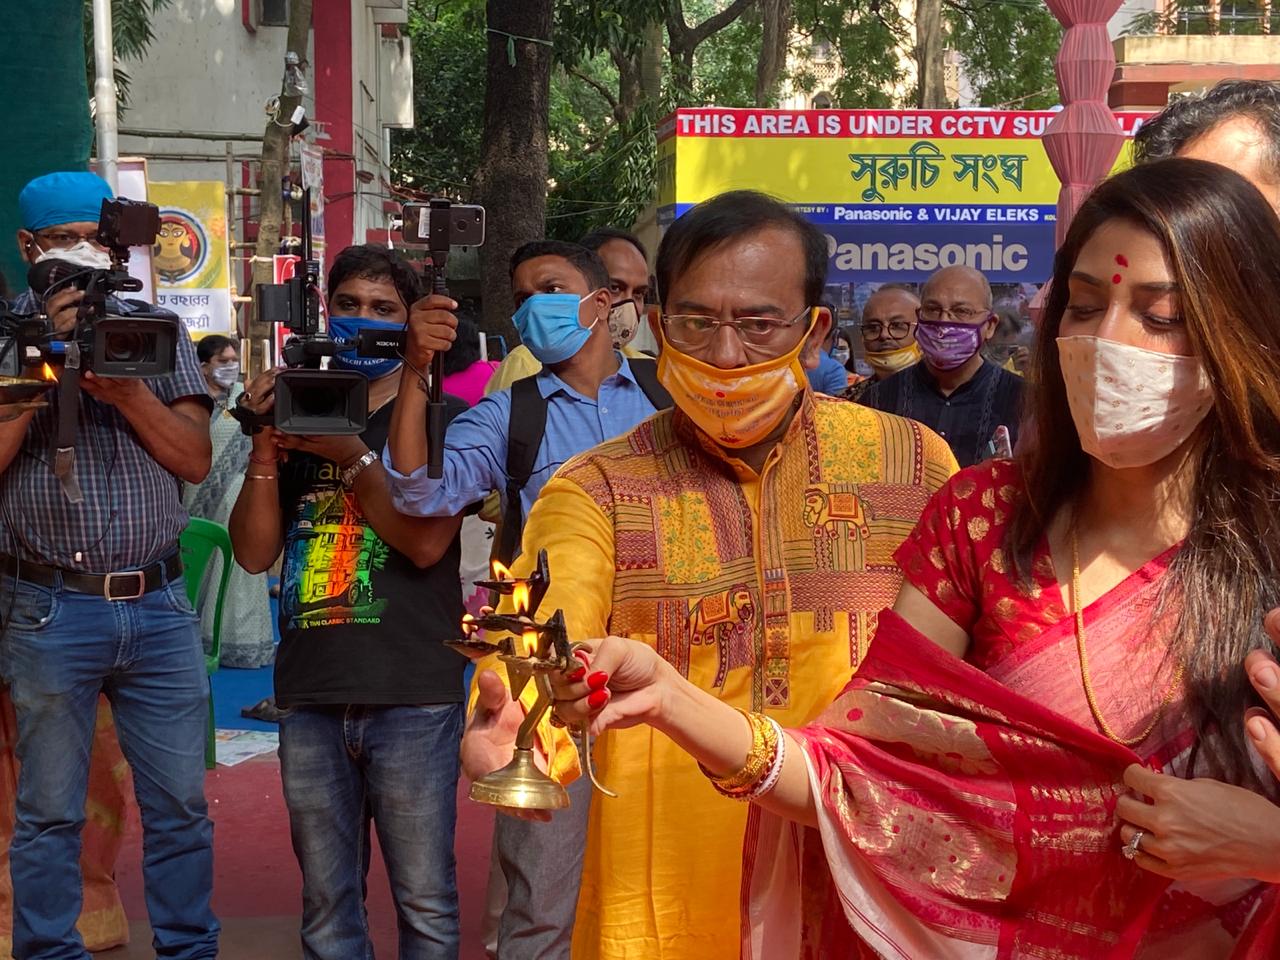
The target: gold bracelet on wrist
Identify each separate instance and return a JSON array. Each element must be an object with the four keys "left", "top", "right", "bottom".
[{"left": 699, "top": 710, "right": 779, "bottom": 798}]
